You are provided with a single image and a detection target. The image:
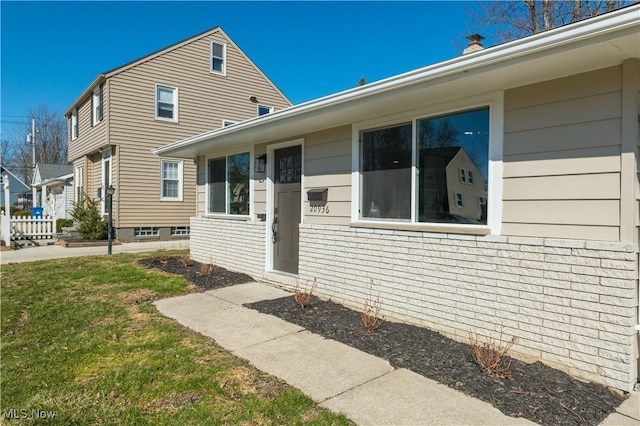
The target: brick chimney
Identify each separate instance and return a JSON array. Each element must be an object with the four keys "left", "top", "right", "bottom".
[{"left": 463, "top": 34, "right": 485, "bottom": 55}]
